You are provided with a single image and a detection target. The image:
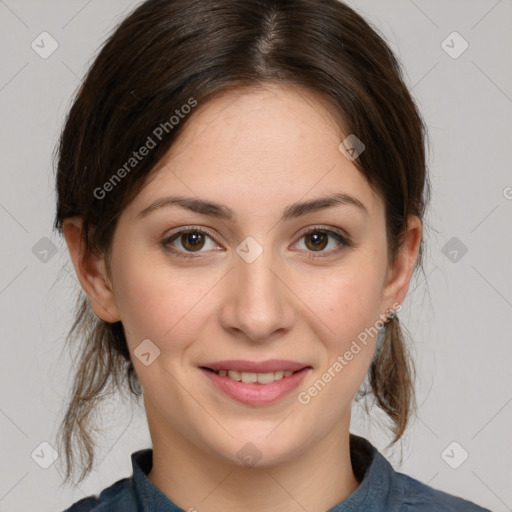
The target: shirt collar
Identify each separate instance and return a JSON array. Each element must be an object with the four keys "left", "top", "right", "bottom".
[
  {"left": 132, "top": 449, "right": 183, "bottom": 511},
  {"left": 328, "top": 434, "right": 394, "bottom": 510},
  {"left": 131, "top": 434, "right": 394, "bottom": 511}
]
